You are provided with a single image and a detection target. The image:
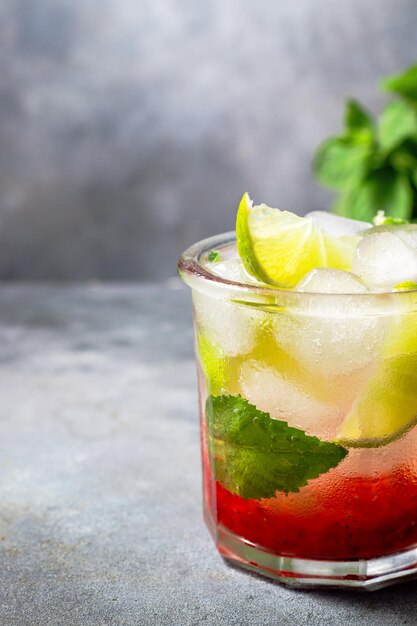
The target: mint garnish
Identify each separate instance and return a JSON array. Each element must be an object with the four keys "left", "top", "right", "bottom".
[
  {"left": 373, "top": 210, "right": 409, "bottom": 226},
  {"left": 206, "top": 395, "right": 348, "bottom": 500},
  {"left": 312, "top": 63, "right": 417, "bottom": 222},
  {"left": 208, "top": 249, "right": 221, "bottom": 262}
]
